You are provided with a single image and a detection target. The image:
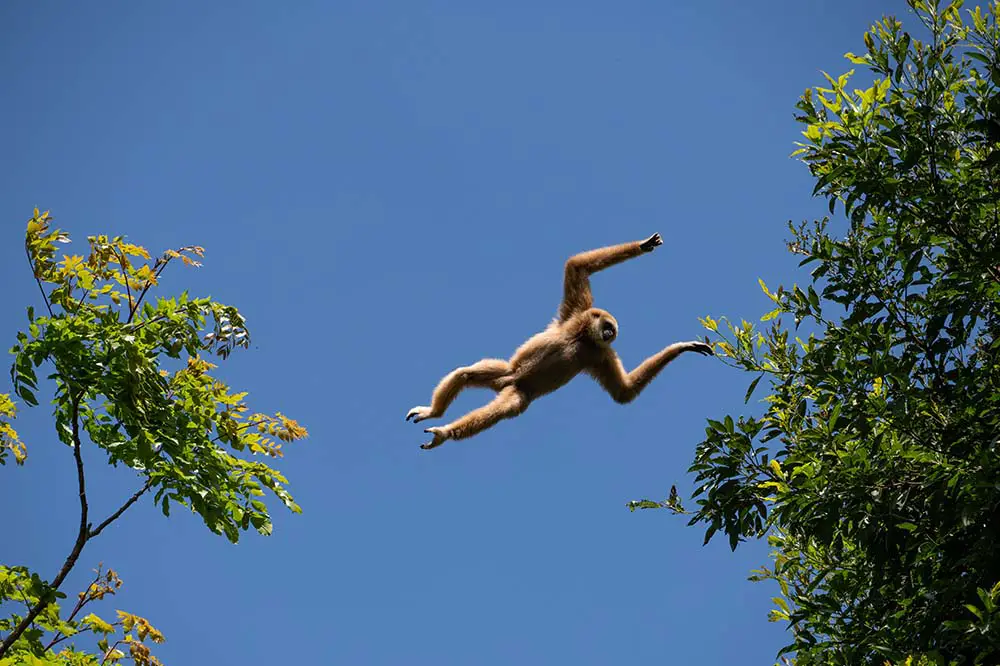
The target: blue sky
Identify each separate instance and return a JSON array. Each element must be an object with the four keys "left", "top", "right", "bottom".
[{"left": 1, "top": 1, "right": 908, "bottom": 663}]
